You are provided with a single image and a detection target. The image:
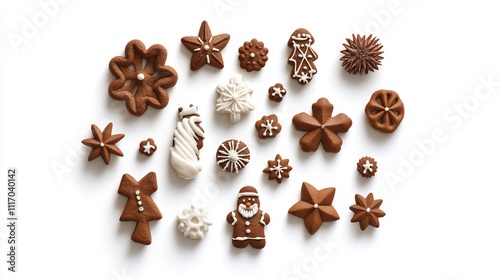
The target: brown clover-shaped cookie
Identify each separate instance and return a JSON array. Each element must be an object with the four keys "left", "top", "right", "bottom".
[
  {"left": 181, "top": 20, "right": 230, "bottom": 71},
  {"left": 255, "top": 114, "right": 282, "bottom": 139},
  {"left": 288, "top": 182, "right": 339, "bottom": 235},
  {"left": 292, "top": 97, "right": 352, "bottom": 153},
  {"left": 263, "top": 154, "right": 292, "bottom": 184},
  {"left": 81, "top": 122, "right": 124, "bottom": 165},
  {"left": 139, "top": 138, "right": 157, "bottom": 156},
  {"left": 340, "top": 34, "right": 384, "bottom": 75},
  {"left": 238, "top": 38, "right": 269, "bottom": 72},
  {"left": 118, "top": 172, "right": 162, "bottom": 245},
  {"left": 109, "top": 39, "right": 178, "bottom": 117},
  {"left": 349, "top": 193, "right": 386, "bottom": 231},
  {"left": 268, "top": 83, "right": 287, "bottom": 102},
  {"left": 357, "top": 156, "right": 378, "bottom": 178},
  {"left": 365, "top": 89, "right": 405, "bottom": 133}
]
